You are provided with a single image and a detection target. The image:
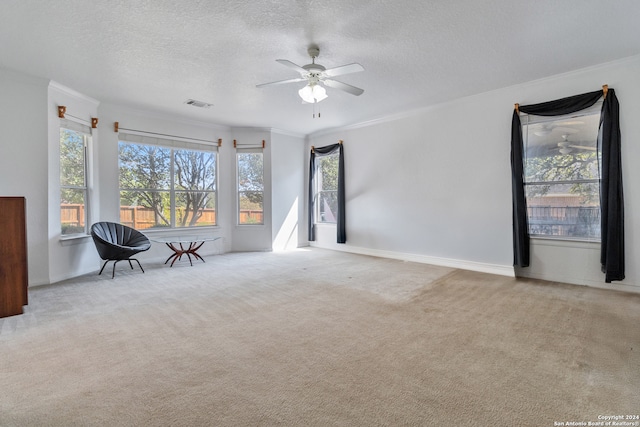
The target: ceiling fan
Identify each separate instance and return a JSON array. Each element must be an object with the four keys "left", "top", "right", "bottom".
[
  {"left": 256, "top": 45, "right": 364, "bottom": 103},
  {"left": 556, "top": 134, "right": 597, "bottom": 154}
]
